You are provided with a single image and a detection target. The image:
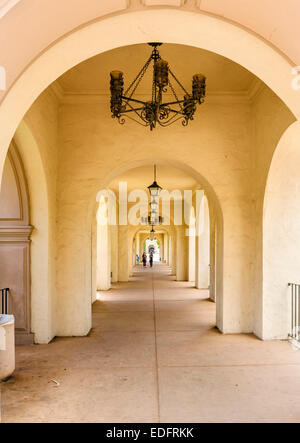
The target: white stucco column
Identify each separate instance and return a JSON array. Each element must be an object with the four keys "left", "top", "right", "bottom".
[
  {"left": 169, "top": 233, "right": 176, "bottom": 275},
  {"left": 196, "top": 196, "right": 210, "bottom": 289},
  {"left": 136, "top": 233, "right": 140, "bottom": 262},
  {"left": 209, "top": 221, "right": 216, "bottom": 302},
  {"left": 129, "top": 238, "right": 135, "bottom": 277},
  {"left": 140, "top": 234, "right": 148, "bottom": 262},
  {"left": 176, "top": 226, "right": 189, "bottom": 281},
  {"left": 139, "top": 234, "right": 144, "bottom": 263},
  {"left": 118, "top": 225, "right": 129, "bottom": 282},
  {"left": 189, "top": 230, "right": 196, "bottom": 283},
  {"left": 97, "top": 221, "right": 111, "bottom": 291},
  {"left": 160, "top": 234, "right": 164, "bottom": 262},
  {"left": 164, "top": 233, "right": 169, "bottom": 265},
  {"left": 169, "top": 234, "right": 173, "bottom": 270},
  {"left": 110, "top": 225, "right": 118, "bottom": 283}
]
